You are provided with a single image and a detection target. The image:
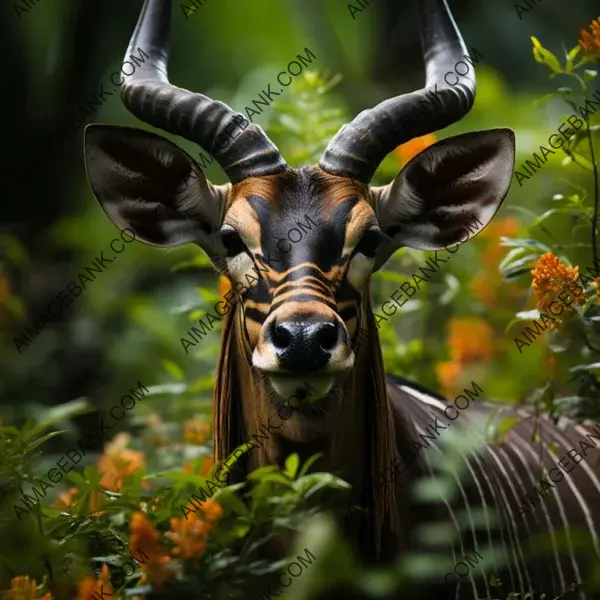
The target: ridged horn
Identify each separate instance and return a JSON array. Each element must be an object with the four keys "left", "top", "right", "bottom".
[
  {"left": 319, "top": 0, "right": 476, "bottom": 183},
  {"left": 120, "top": 0, "right": 287, "bottom": 184}
]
